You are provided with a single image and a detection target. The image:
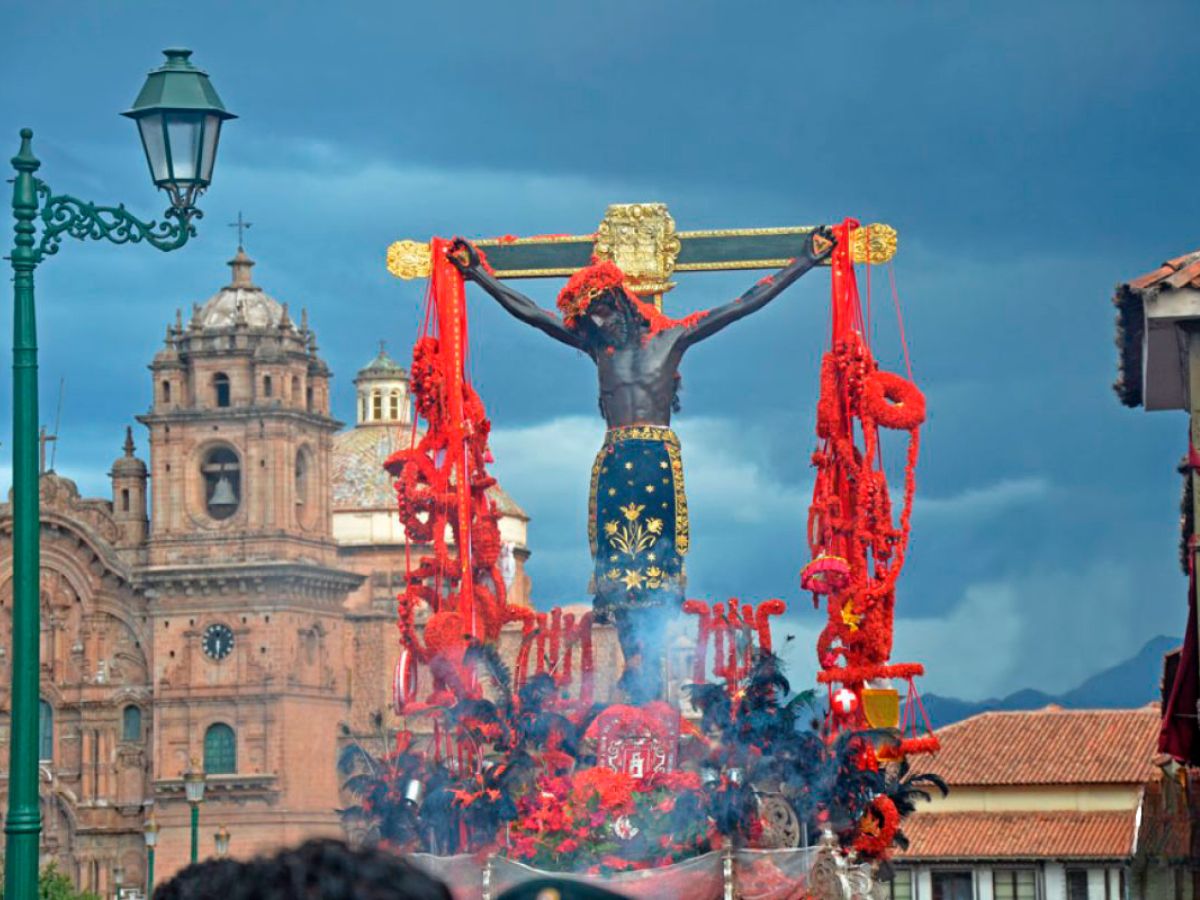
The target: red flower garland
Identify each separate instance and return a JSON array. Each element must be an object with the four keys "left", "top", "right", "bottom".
[{"left": 806, "top": 220, "right": 925, "bottom": 678}]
